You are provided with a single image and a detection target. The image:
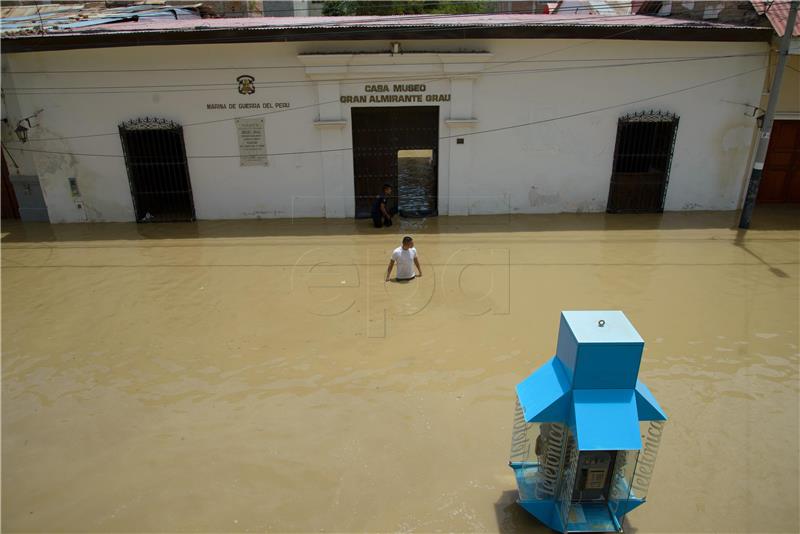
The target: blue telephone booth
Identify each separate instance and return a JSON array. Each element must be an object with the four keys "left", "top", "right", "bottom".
[{"left": 509, "top": 311, "right": 667, "bottom": 533}]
